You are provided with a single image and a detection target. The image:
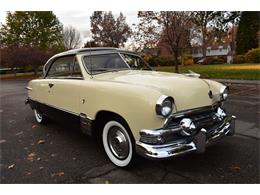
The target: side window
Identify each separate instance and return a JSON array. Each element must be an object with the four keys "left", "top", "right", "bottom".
[
  {"left": 46, "top": 56, "right": 82, "bottom": 79},
  {"left": 47, "top": 56, "right": 74, "bottom": 78},
  {"left": 71, "top": 59, "right": 83, "bottom": 78}
]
